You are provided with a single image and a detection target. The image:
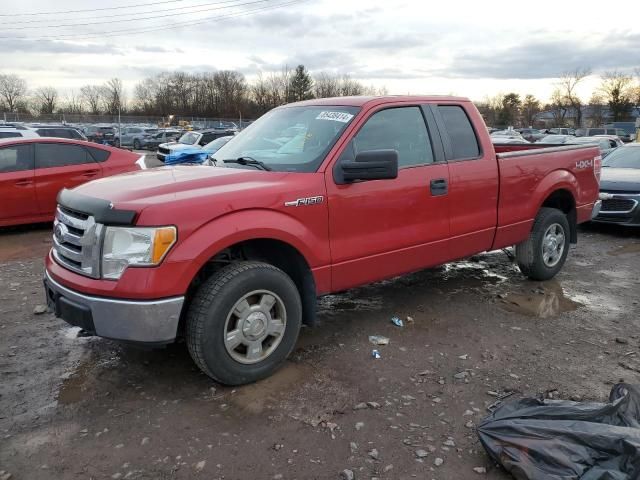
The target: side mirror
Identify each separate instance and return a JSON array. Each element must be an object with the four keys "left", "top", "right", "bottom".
[{"left": 338, "top": 149, "right": 399, "bottom": 184}]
